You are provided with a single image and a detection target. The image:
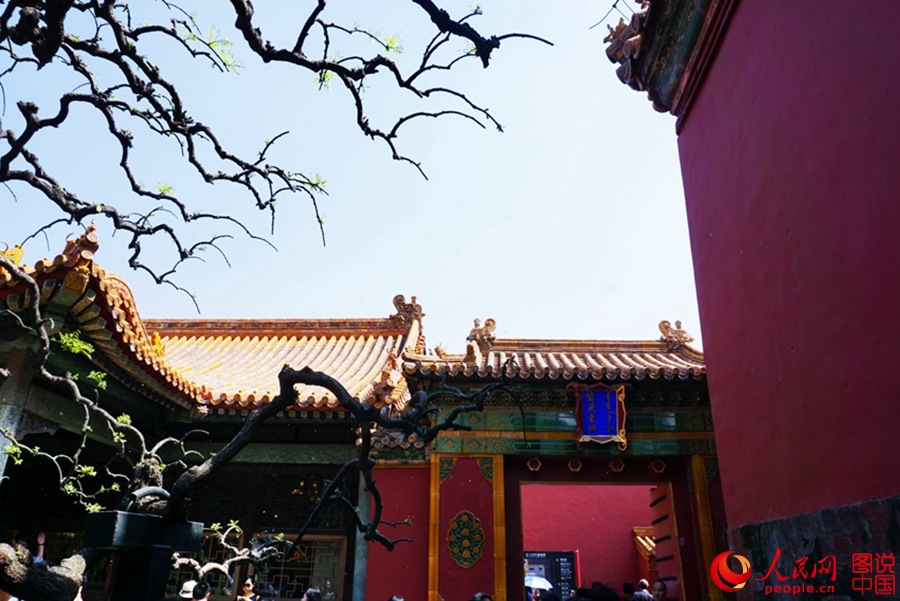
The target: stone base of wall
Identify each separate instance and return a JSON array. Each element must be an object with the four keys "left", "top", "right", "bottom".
[{"left": 727, "top": 495, "right": 900, "bottom": 600}]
